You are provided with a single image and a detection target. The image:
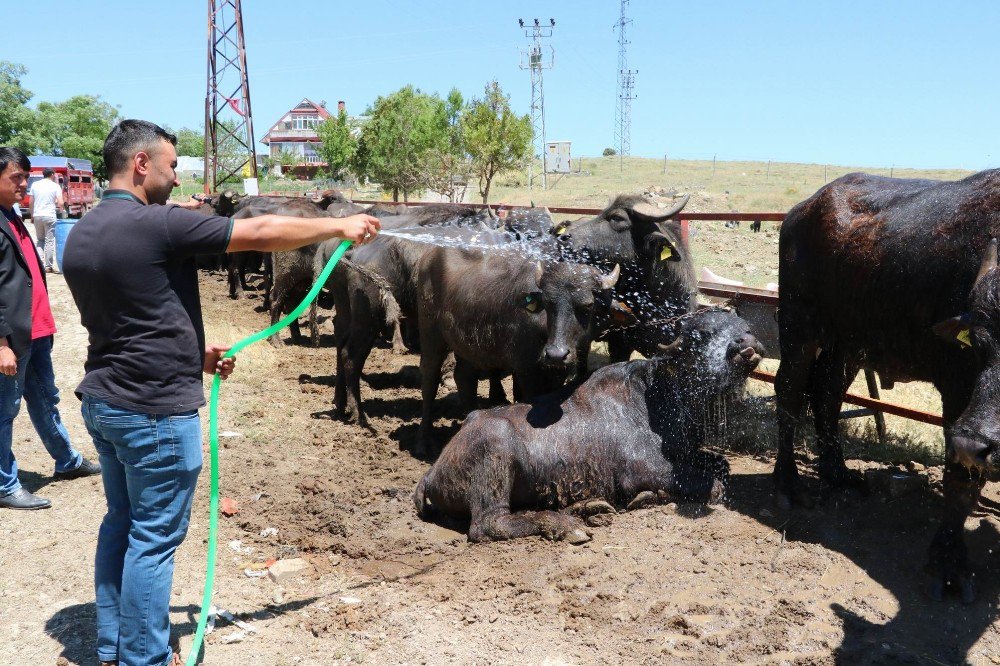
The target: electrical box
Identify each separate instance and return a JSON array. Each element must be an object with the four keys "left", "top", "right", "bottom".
[{"left": 544, "top": 141, "right": 571, "bottom": 173}]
